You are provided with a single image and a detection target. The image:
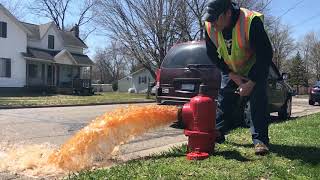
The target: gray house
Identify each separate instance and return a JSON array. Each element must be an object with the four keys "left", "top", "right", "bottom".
[{"left": 118, "top": 68, "right": 155, "bottom": 93}]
